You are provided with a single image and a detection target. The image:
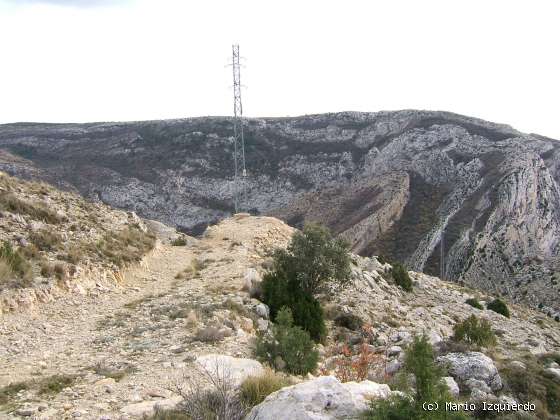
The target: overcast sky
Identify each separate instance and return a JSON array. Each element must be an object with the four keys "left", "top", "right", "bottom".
[{"left": 0, "top": 0, "right": 559, "bottom": 138}]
